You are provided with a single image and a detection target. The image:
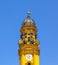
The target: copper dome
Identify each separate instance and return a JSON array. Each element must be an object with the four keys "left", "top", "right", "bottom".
[{"left": 22, "top": 16, "right": 35, "bottom": 26}]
